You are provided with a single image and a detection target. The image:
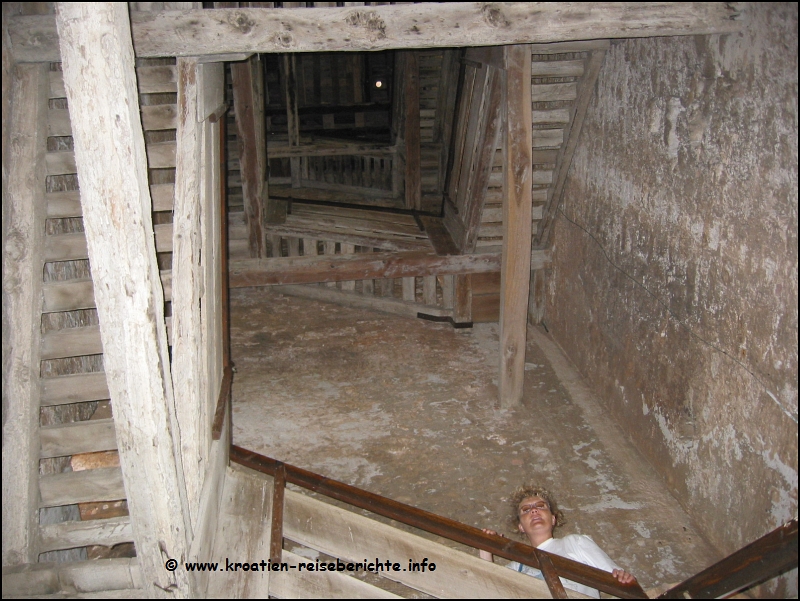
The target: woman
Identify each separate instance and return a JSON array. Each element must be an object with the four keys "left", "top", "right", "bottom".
[{"left": 480, "top": 484, "right": 637, "bottom": 598}]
